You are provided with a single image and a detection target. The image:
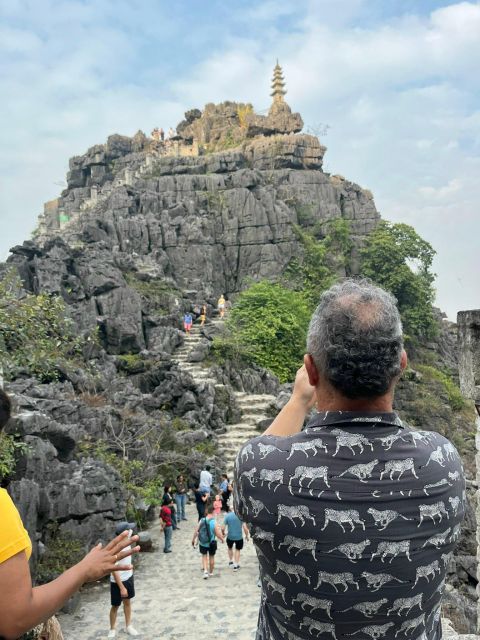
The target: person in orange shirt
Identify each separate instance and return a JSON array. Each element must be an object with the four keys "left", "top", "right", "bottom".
[{"left": 0, "top": 389, "right": 140, "bottom": 640}]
